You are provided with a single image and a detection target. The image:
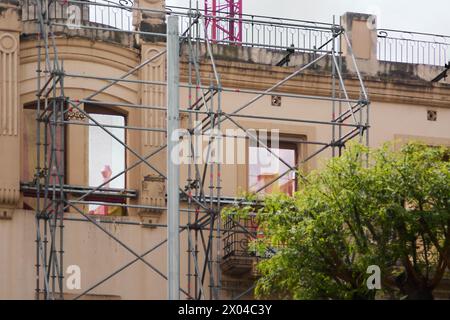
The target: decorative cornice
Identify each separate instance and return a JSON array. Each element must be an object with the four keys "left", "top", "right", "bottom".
[
  {"left": 0, "top": 185, "right": 20, "bottom": 207},
  {"left": 180, "top": 58, "right": 450, "bottom": 109},
  {"left": 0, "top": 1, "right": 21, "bottom": 33}
]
